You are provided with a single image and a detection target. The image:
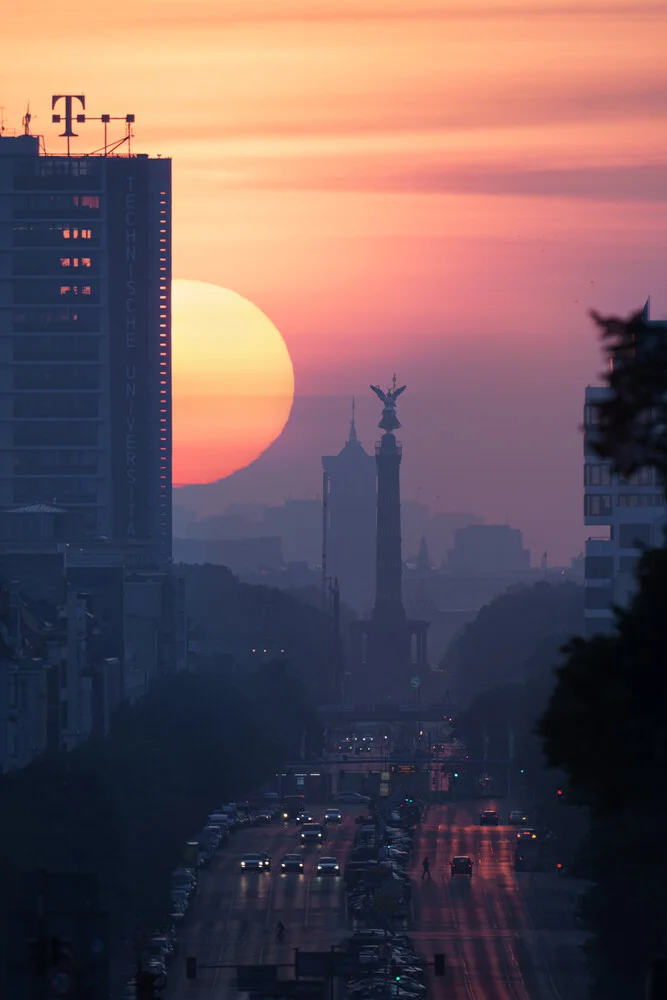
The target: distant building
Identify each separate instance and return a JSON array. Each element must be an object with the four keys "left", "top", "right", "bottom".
[
  {"left": 0, "top": 129, "right": 172, "bottom": 562},
  {"left": 445, "top": 524, "right": 531, "bottom": 574},
  {"left": 583, "top": 300, "right": 667, "bottom": 637},
  {"left": 322, "top": 403, "right": 376, "bottom": 615}
]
